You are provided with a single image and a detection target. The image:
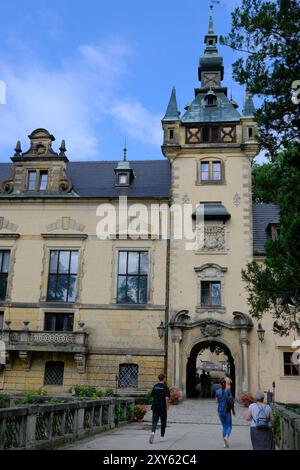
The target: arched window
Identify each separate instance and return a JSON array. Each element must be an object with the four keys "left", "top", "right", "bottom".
[{"left": 119, "top": 363, "right": 139, "bottom": 388}]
